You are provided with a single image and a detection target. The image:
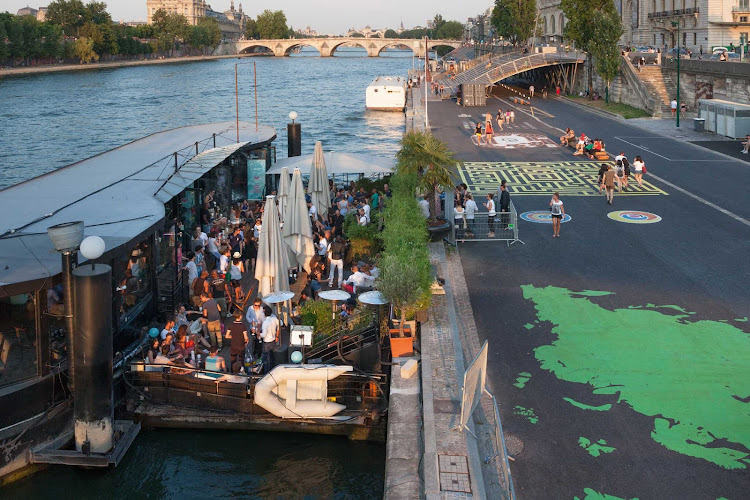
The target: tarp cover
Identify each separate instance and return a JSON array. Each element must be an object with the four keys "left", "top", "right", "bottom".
[{"left": 266, "top": 151, "right": 395, "bottom": 176}]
